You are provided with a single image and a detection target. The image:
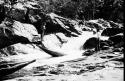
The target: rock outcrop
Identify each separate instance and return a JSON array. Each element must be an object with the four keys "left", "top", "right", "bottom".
[
  {"left": 45, "top": 13, "right": 82, "bottom": 37},
  {"left": 0, "top": 18, "right": 40, "bottom": 49}
]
